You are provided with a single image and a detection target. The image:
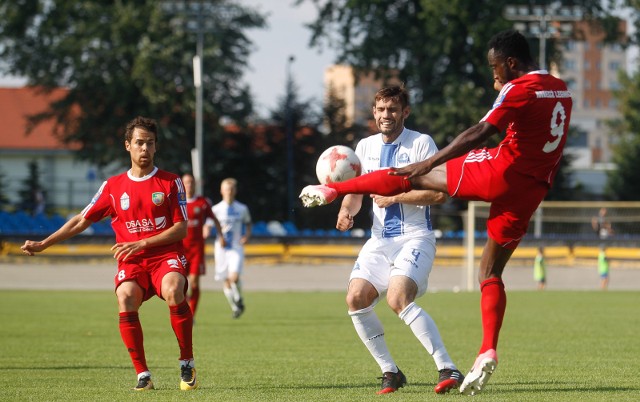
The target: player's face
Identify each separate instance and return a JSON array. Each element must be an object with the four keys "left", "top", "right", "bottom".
[
  {"left": 488, "top": 48, "right": 515, "bottom": 89},
  {"left": 220, "top": 182, "right": 236, "bottom": 201},
  {"left": 182, "top": 175, "right": 195, "bottom": 198},
  {"left": 373, "top": 98, "right": 410, "bottom": 139},
  {"left": 126, "top": 128, "right": 156, "bottom": 170}
]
